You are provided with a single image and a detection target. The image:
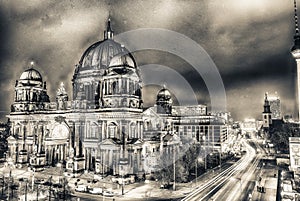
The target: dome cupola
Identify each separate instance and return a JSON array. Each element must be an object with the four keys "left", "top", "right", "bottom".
[
  {"left": 19, "top": 68, "right": 43, "bottom": 82},
  {"left": 75, "top": 19, "right": 129, "bottom": 75},
  {"left": 11, "top": 62, "right": 50, "bottom": 113},
  {"left": 157, "top": 88, "right": 172, "bottom": 100},
  {"left": 156, "top": 86, "right": 173, "bottom": 115}
]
